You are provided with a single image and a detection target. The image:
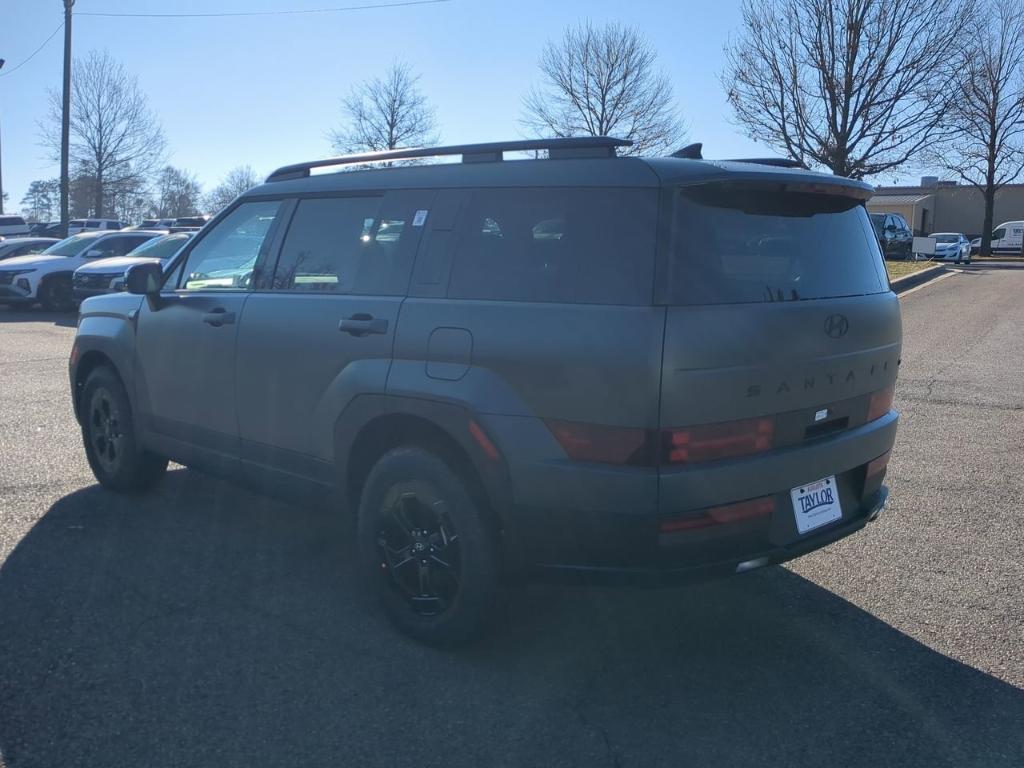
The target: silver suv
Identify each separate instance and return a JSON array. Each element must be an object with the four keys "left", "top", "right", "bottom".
[{"left": 69, "top": 138, "right": 900, "bottom": 644}]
